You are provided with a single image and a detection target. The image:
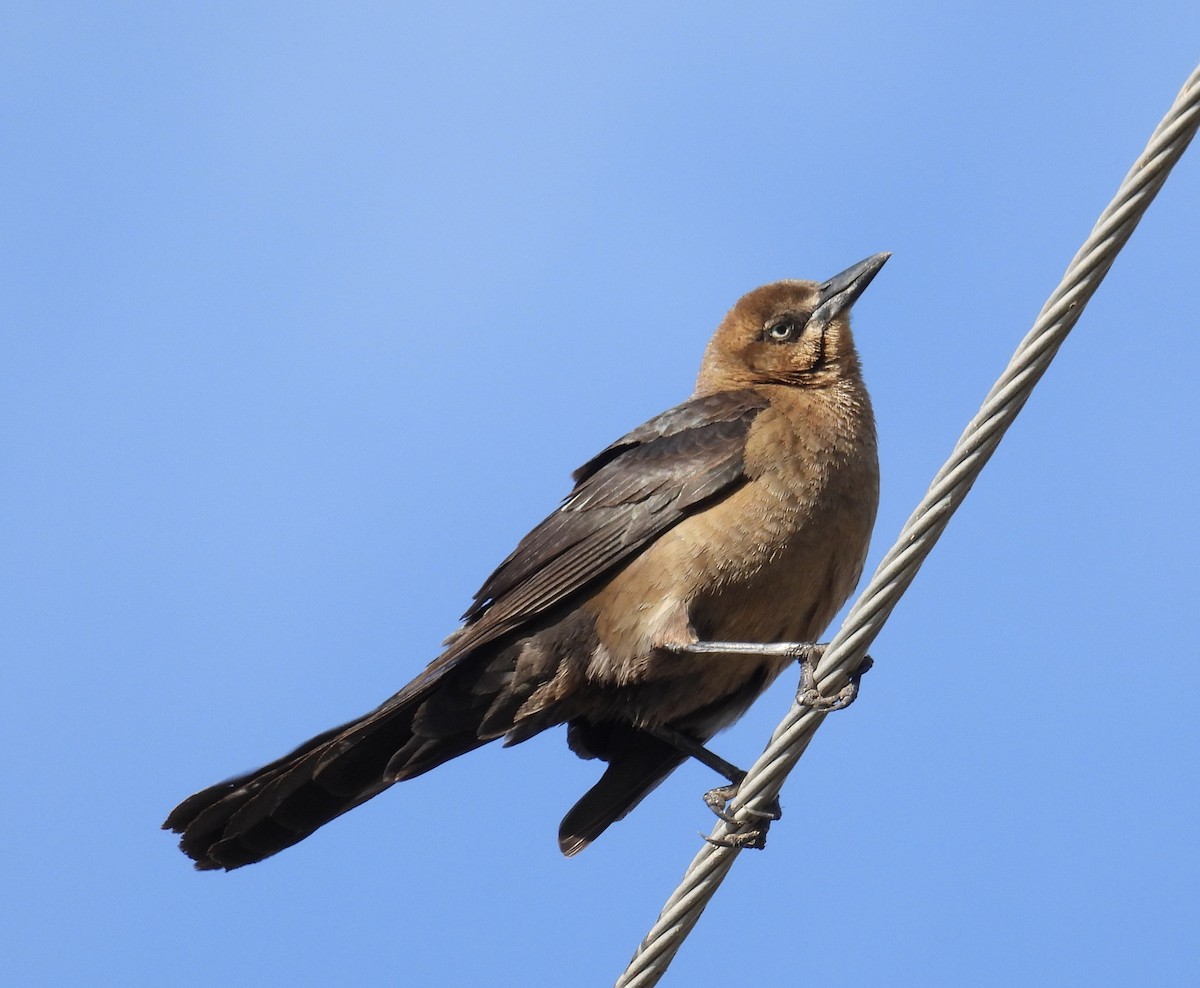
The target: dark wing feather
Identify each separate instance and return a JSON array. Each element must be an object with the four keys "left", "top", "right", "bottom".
[{"left": 462, "top": 388, "right": 770, "bottom": 636}]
